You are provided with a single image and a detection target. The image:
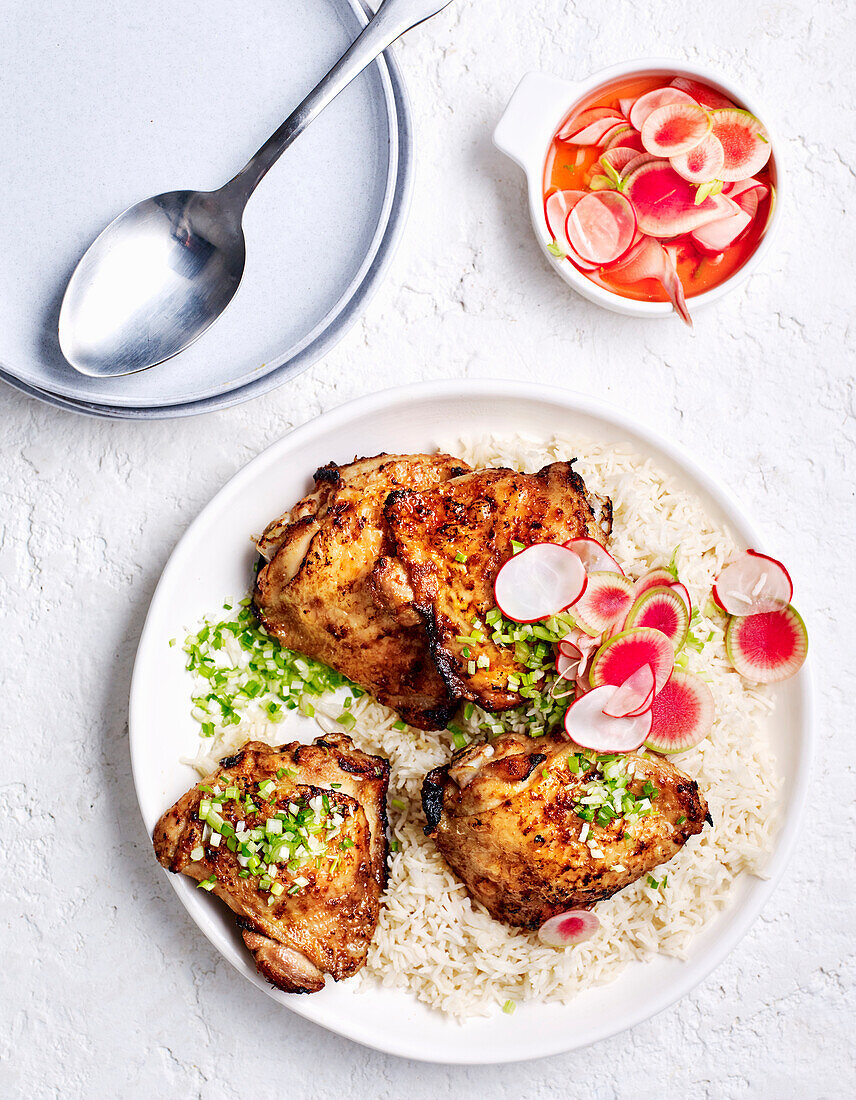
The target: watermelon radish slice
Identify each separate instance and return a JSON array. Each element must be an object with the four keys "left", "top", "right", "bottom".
[
  {"left": 625, "top": 585, "right": 690, "bottom": 649},
  {"left": 641, "top": 102, "right": 712, "bottom": 157},
  {"left": 602, "top": 663, "right": 656, "bottom": 718},
  {"left": 629, "top": 87, "right": 698, "bottom": 132},
  {"left": 544, "top": 191, "right": 599, "bottom": 271},
  {"left": 668, "top": 581, "right": 692, "bottom": 617},
  {"left": 493, "top": 543, "right": 587, "bottom": 623},
  {"left": 620, "top": 152, "right": 661, "bottom": 180},
  {"left": 562, "top": 114, "right": 627, "bottom": 146},
  {"left": 608, "top": 236, "right": 692, "bottom": 326},
  {"left": 589, "top": 627, "right": 675, "bottom": 694},
  {"left": 724, "top": 177, "right": 769, "bottom": 203},
  {"left": 564, "top": 685, "right": 653, "bottom": 752},
  {"left": 725, "top": 605, "right": 808, "bottom": 683},
  {"left": 571, "top": 572, "right": 636, "bottom": 633},
  {"left": 557, "top": 108, "right": 624, "bottom": 142},
  {"left": 712, "top": 549, "right": 793, "bottom": 615},
  {"left": 538, "top": 909, "right": 600, "bottom": 946},
  {"left": 691, "top": 202, "right": 751, "bottom": 254},
  {"left": 733, "top": 188, "right": 760, "bottom": 220},
  {"left": 563, "top": 536, "right": 624, "bottom": 575},
  {"left": 708, "top": 109, "right": 772, "bottom": 182},
  {"left": 634, "top": 567, "right": 677, "bottom": 599},
  {"left": 598, "top": 123, "right": 631, "bottom": 147},
  {"left": 566, "top": 192, "right": 637, "bottom": 265},
  {"left": 605, "top": 129, "right": 646, "bottom": 153},
  {"left": 644, "top": 670, "right": 715, "bottom": 752},
  {"left": 670, "top": 77, "right": 735, "bottom": 110},
  {"left": 619, "top": 97, "right": 635, "bottom": 117},
  {"left": 670, "top": 133, "right": 725, "bottom": 184},
  {"left": 600, "top": 147, "right": 639, "bottom": 175},
  {"left": 623, "top": 161, "right": 734, "bottom": 236}
]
